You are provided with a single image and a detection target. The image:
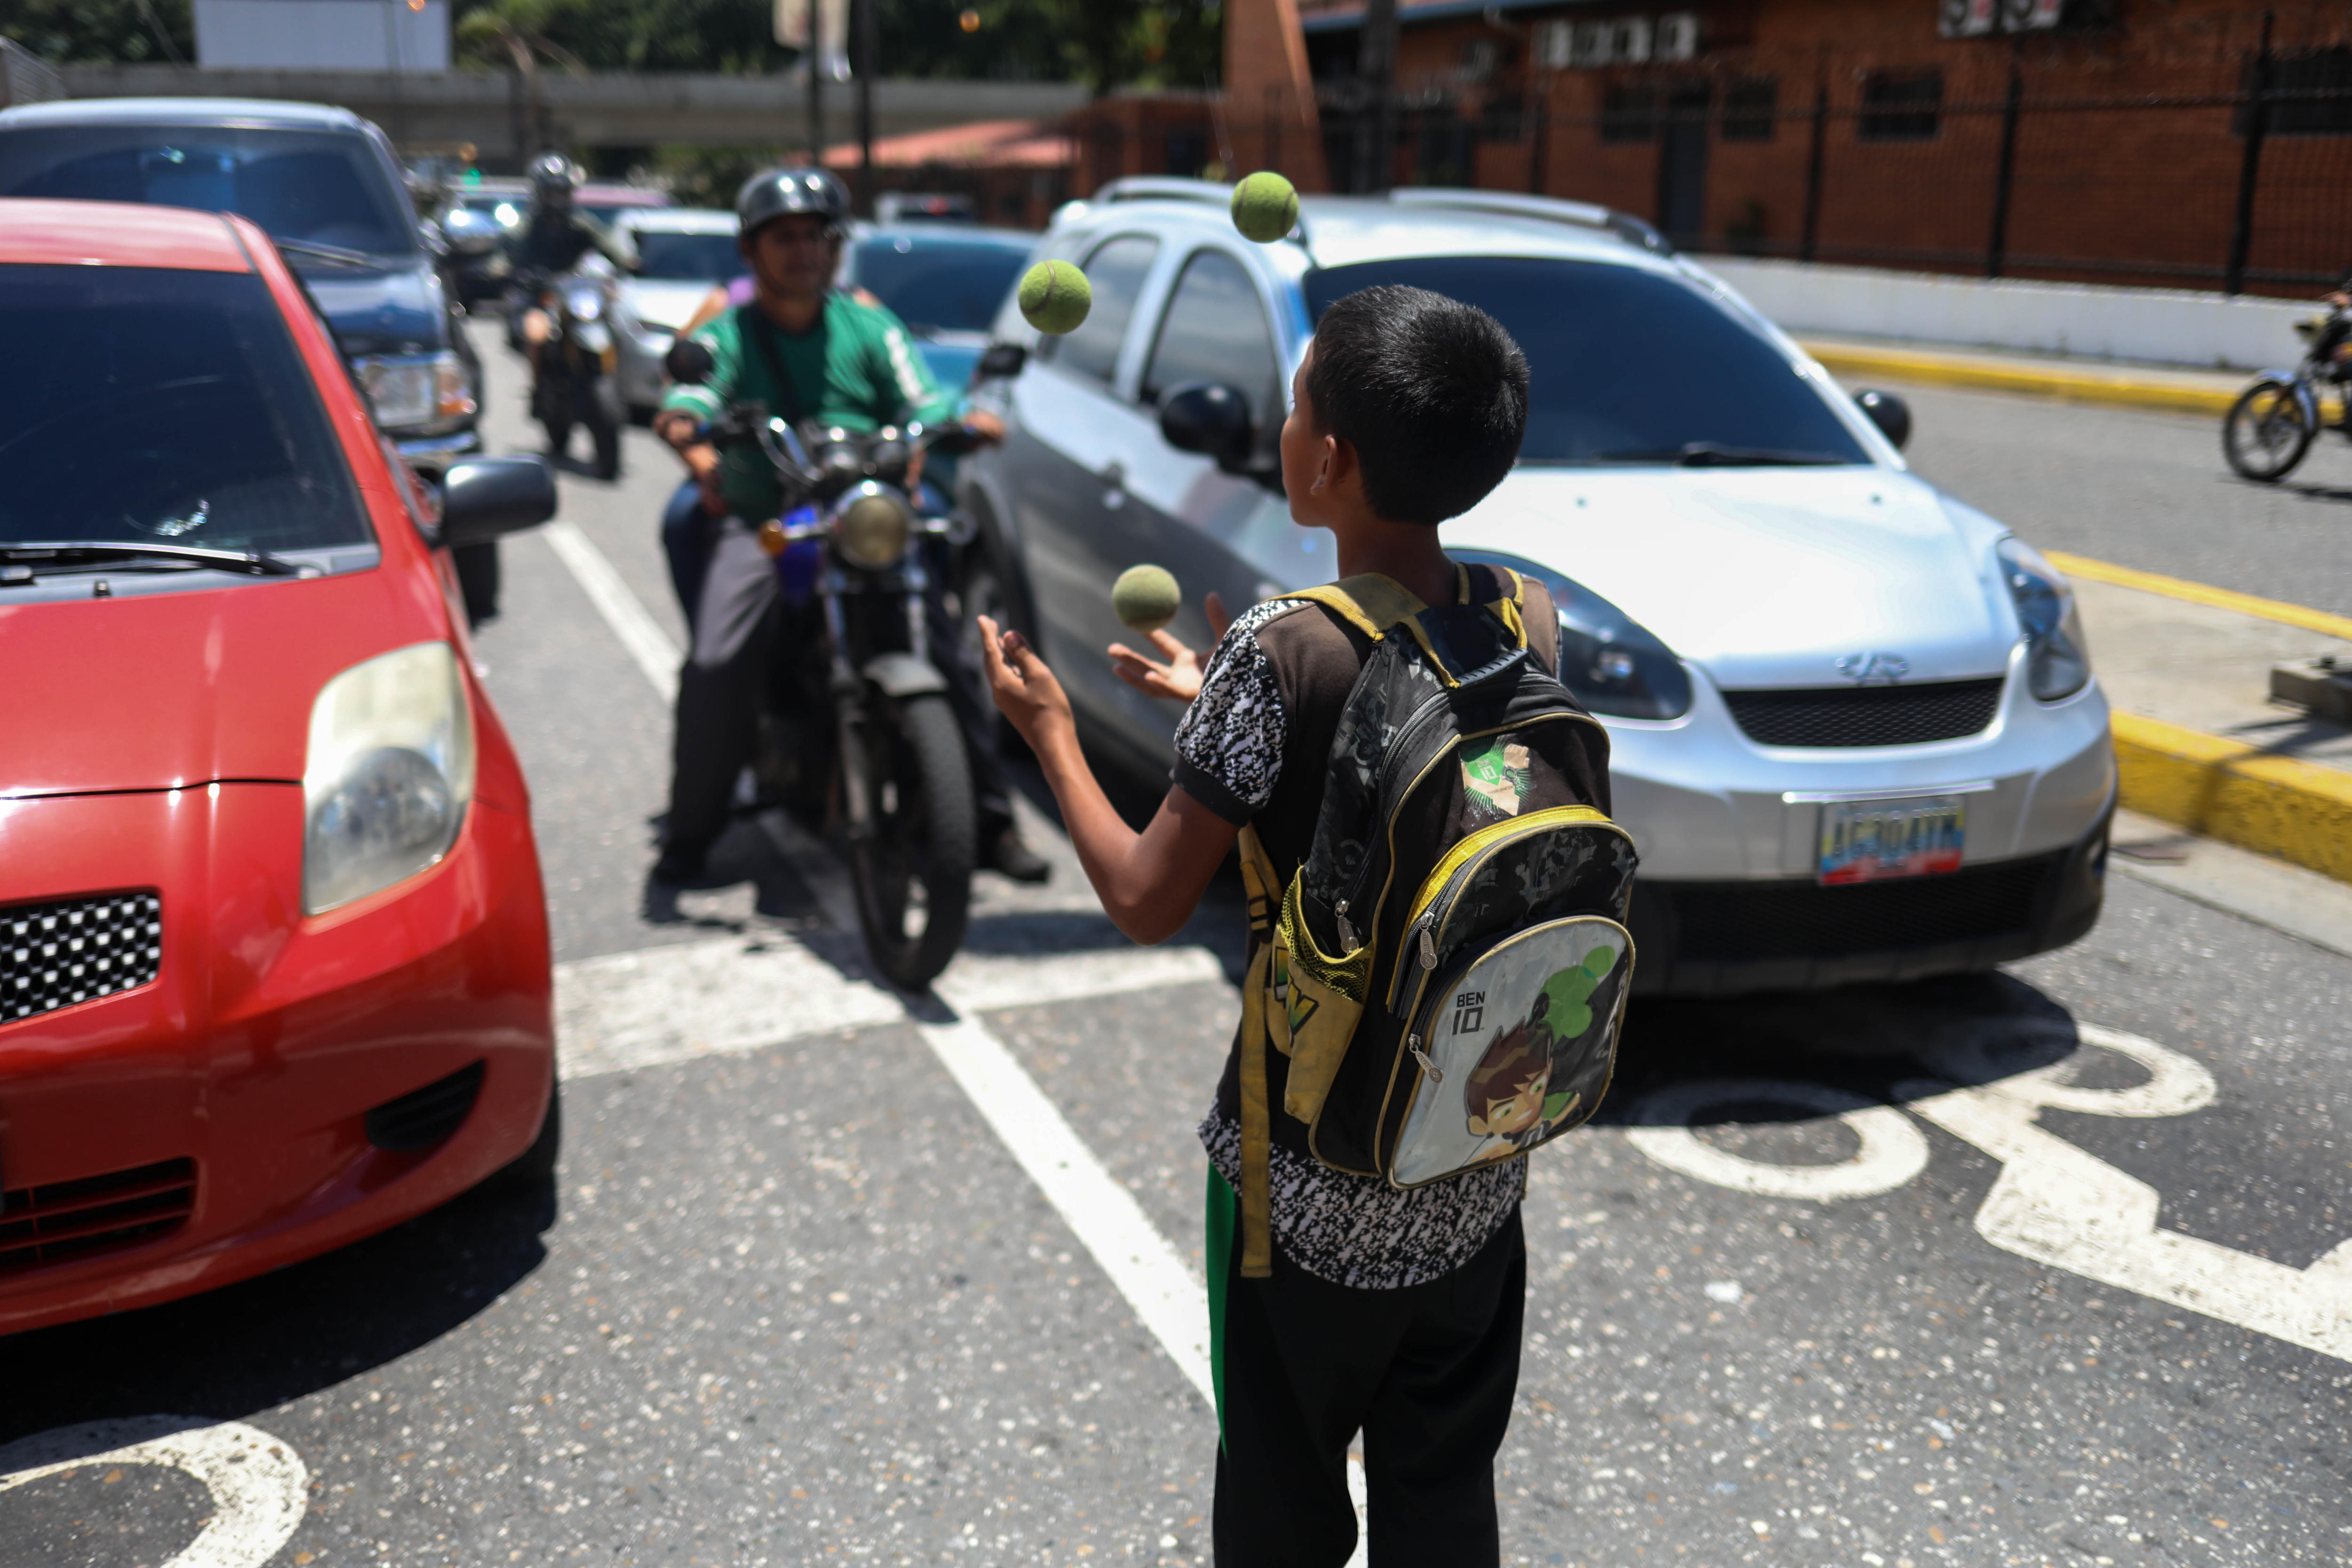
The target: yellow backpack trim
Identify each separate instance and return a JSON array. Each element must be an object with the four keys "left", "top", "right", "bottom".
[{"left": 1406, "top": 804, "right": 1616, "bottom": 926}]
